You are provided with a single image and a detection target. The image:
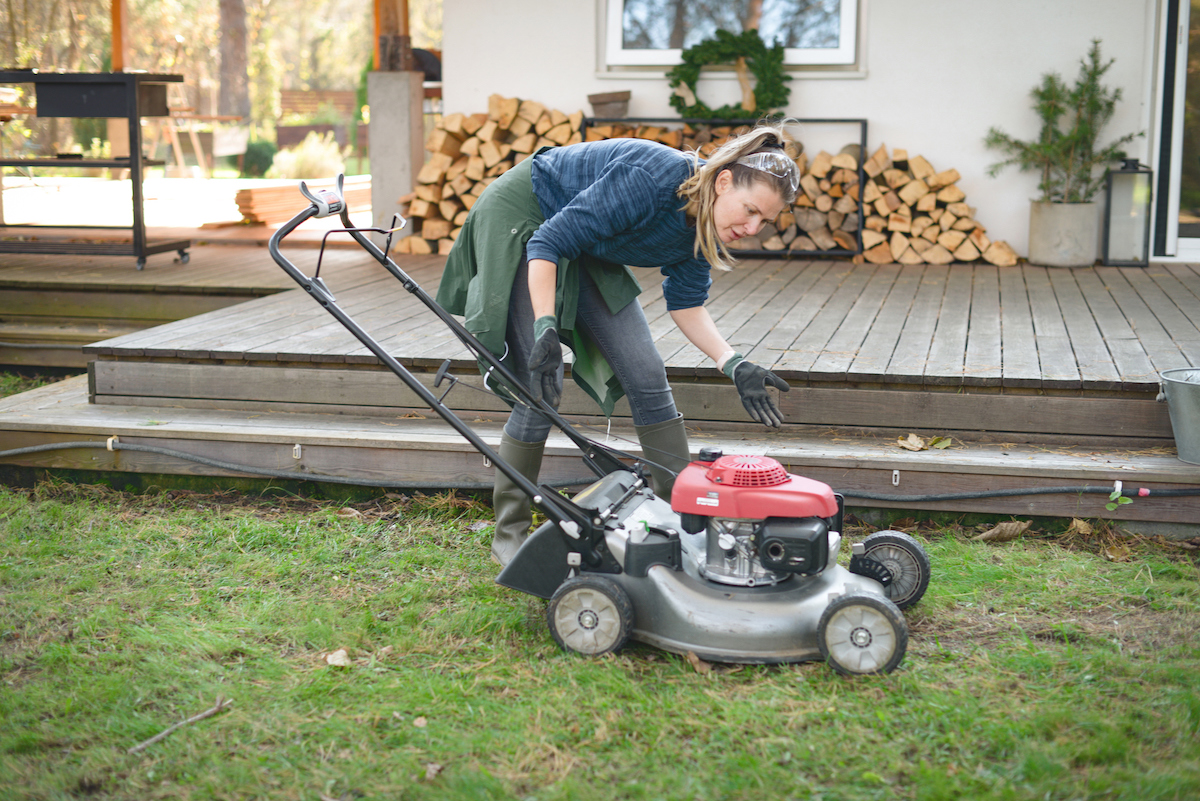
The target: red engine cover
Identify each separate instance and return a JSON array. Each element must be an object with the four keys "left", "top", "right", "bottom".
[{"left": 670, "top": 455, "right": 838, "bottom": 519}]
